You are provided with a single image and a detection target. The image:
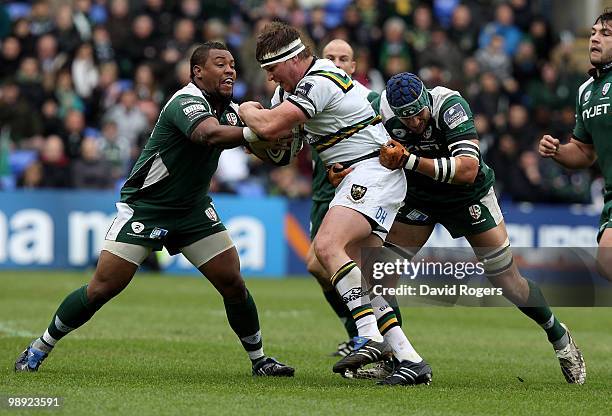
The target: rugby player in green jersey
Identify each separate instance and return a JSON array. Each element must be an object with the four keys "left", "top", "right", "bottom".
[
  {"left": 15, "top": 42, "right": 294, "bottom": 377},
  {"left": 331, "top": 72, "right": 586, "bottom": 385},
  {"left": 540, "top": 9, "right": 612, "bottom": 283}
]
